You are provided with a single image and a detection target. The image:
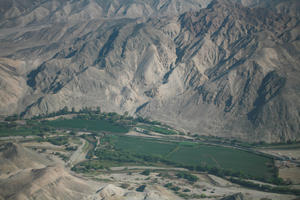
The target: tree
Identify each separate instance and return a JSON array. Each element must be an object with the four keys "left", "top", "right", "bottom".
[
  {"left": 183, "top": 189, "right": 191, "bottom": 192},
  {"left": 141, "top": 169, "right": 150, "bottom": 176},
  {"left": 96, "top": 106, "right": 101, "bottom": 114},
  {"left": 69, "top": 131, "right": 76, "bottom": 136},
  {"left": 5, "top": 114, "right": 19, "bottom": 121},
  {"left": 59, "top": 106, "right": 68, "bottom": 114},
  {"left": 136, "top": 185, "right": 146, "bottom": 192},
  {"left": 176, "top": 171, "right": 199, "bottom": 183}
]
